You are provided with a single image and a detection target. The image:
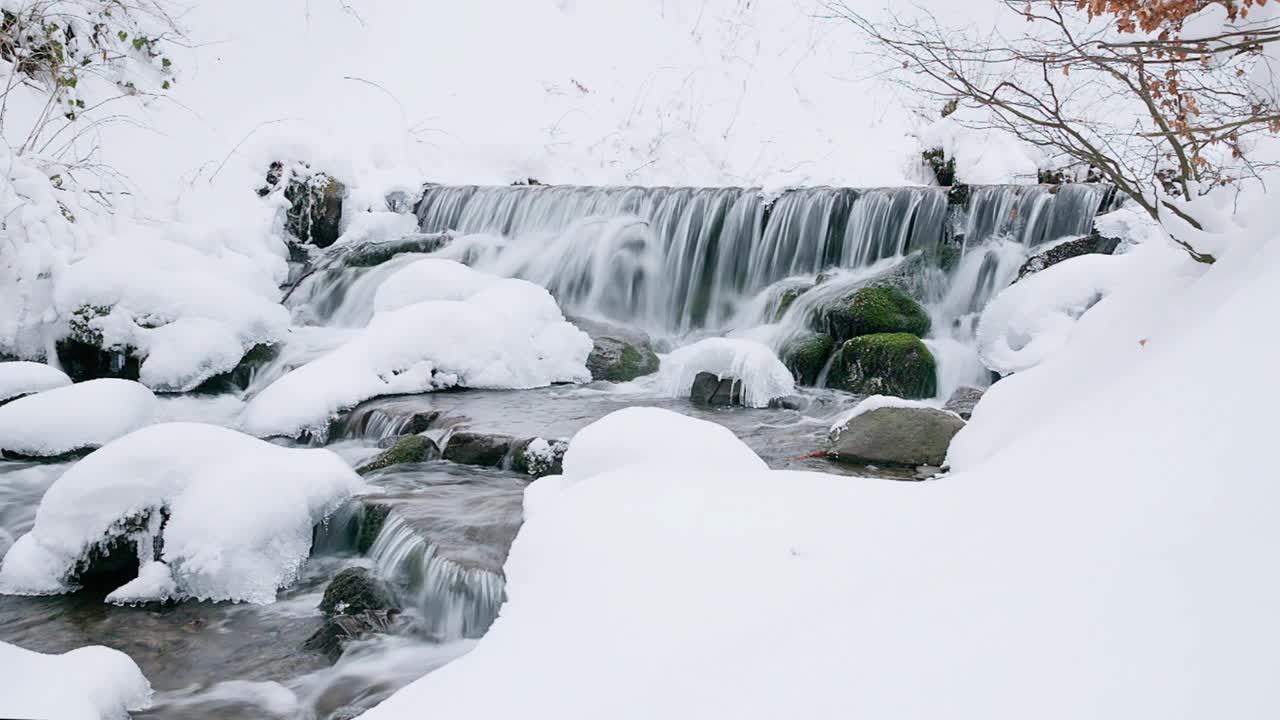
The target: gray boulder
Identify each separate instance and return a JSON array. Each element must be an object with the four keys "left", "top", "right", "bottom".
[
  {"left": 942, "top": 386, "right": 985, "bottom": 421},
  {"left": 829, "top": 405, "right": 965, "bottom": 467},
  {"left": 690, "top": 372, "right": 743, "bottom": 406},
  {"left": 443, "top": 432, "right": 515, "bottom": 467}
]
